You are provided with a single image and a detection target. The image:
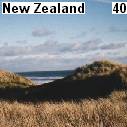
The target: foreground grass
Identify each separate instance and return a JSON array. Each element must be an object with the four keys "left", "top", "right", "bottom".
[{"left": 0, "top": 91, "right": 127, "bottom": 127}]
